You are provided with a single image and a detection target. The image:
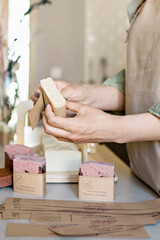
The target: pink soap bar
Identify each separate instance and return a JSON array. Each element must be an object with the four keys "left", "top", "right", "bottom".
[
  {"left": 79, "top": 161, "right": 114, "bottom": 177},
  {"left": 5, "top": 144, "right": 33, "bottom": 159},
  {"left": 0, "top": 168, "right": 13, "bottom": 188},
  {"left": 5, "top": 144, "right": 33, "bottom": 172},
  {"left": 13, "top": 154, "right": 46, "bottom": 174}
]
